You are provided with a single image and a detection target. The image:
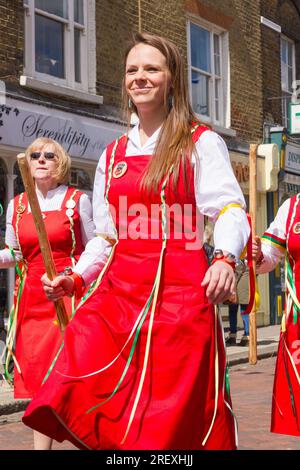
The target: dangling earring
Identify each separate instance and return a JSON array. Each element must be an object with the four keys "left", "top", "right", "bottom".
[
  {"left": 168, "top": 94, "right": 174, "bottom": 108},
  {"left": 128, "top": 98, "right": 132, "bottom": 109}
]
